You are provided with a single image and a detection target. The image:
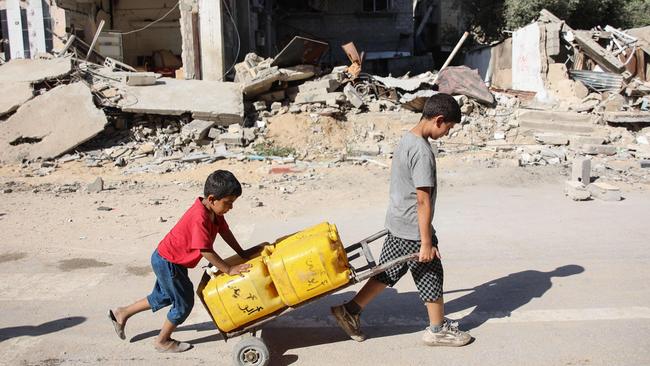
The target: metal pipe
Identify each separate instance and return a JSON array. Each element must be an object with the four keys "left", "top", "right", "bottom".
[{"left": 433, "top": 31, "right": 469, "bottom": 84}]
